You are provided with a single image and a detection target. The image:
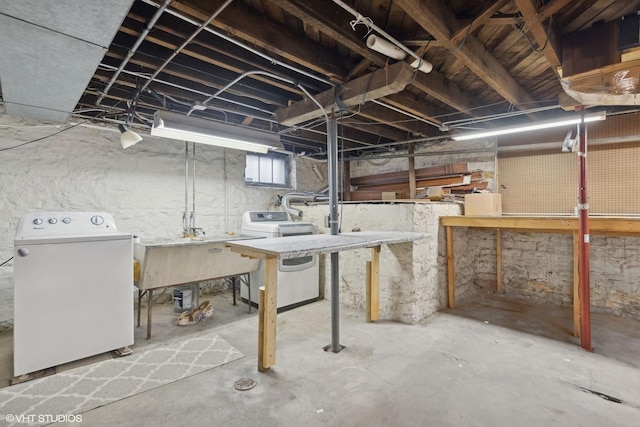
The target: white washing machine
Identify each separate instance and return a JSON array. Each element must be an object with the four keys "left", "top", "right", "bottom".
[
  {"left": 13, "top": 212, "right": 134, "bottom": 377},
  {"left": 240, "top": 211, "right": 320, "bottom": 310}
]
